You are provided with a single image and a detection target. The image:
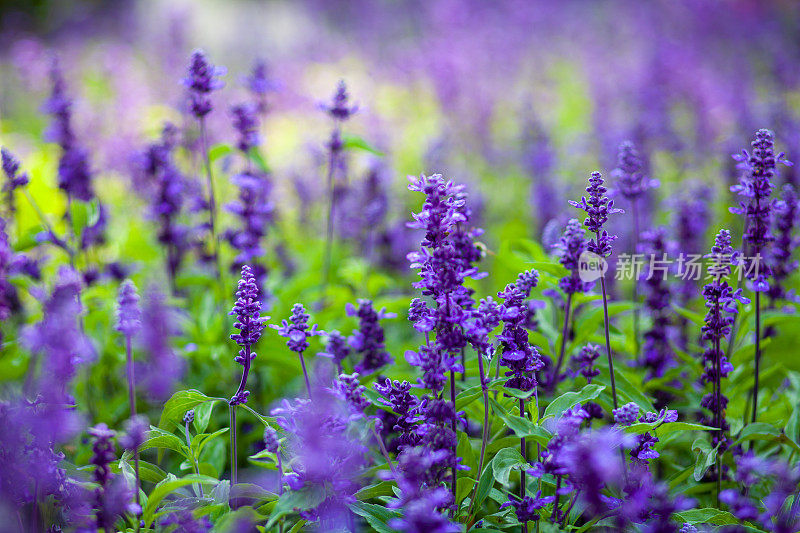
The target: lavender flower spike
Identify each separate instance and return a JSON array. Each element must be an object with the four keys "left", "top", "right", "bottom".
[
  {"left": 570, "top": 171, "right": 622, "bottom": 409},
  {"left": 347, "top": 299, "right": 396, "bottom": 374},
  {"left": 228, "top": 265, "right": 267, "bottom": 488},
  {"left": 1, "top": 147, "right": 29, "bottom": 216},
  {"left": 116, "top": 279, "right": 142, "bottom": 509},
  {"left": 89, "top": 424, "right": 138, "bottom": 530},
  {"left": 611, "top": 141, "right": 658, "bottom": 200},
  {"left": 229, "top": 265, "right": 268, "bottom": 406},
  {"left": 272, "top": 303, "right": 319, "bottom": 397},
  {"left": 730, "top": 129, "right": 791, "bottom": 425},
  {"left": 182, "top": 49, "right": 226, "bottom": 119}
]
